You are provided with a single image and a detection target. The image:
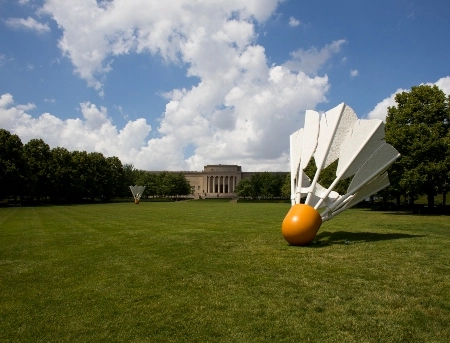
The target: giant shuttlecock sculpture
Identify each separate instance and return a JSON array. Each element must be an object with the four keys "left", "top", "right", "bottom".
[
  {"left": 282, "top": 103, "right": 400, "bottom": 246},
  {"left": 130, "top": 185, "right": 146, "bottom": 204}
]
